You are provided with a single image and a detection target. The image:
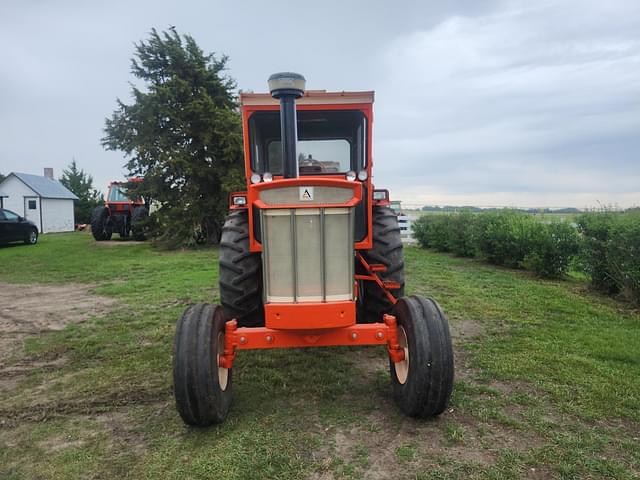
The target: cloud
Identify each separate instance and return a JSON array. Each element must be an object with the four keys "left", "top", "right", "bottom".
[
  {"left": 0, "top": 0, "right": 638, "bottom": 208},
  {"left": 374, "top": 0, "right": 640, "bottom": 206}
]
